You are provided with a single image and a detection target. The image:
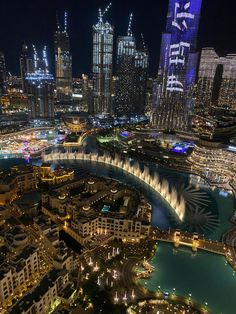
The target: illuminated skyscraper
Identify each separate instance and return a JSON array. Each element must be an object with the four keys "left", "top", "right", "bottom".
[
  {"left": 20, "top": 43, "right": 33, "bottom": 93},
  {"left": 92, "top": 3, "right": 114, "bottom": 115},
  {"left": 218, "top": 54, "right": 236, "bottom": 110},
  {"left": 115, "top": 14, "right": 136, "bottom": 117},
  {"left": 134, "top": 36, "right": 149, "bottom": 115},
  {"left": 0, "top": 51, "right": 6, "bottom": 96},
  {"left": 154, "top": 0, "right": 202, "bottom": 131},
  {"left": 81, "top": 74, "right": 93, "bottom": 113},
  {"left": 26, "top": 46, "right": 55, "bottom": 119},
  {"left": 54, "top": 12, "right": 72, "bottom": 102},
  {"left": 196, "top": 48, "right": 236, "bottom": 113}
]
